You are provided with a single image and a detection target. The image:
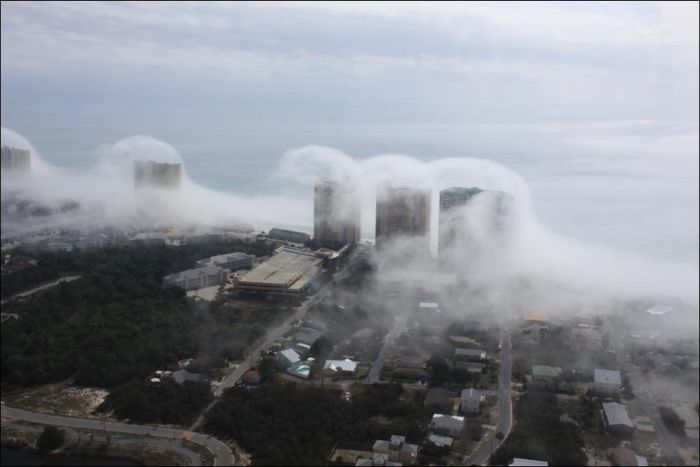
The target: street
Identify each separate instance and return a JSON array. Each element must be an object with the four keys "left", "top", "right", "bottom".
[
  {"left": 1, "top": 405, "right": 235, "bottom": 466},
  {"left": 463, "top": 329, "right": 513, "bottom": 466}
]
